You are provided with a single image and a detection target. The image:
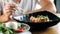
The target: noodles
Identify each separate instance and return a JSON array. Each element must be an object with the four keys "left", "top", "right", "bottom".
[{"left": 30, "top": 15, "right": 49, "bottom": 23}]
